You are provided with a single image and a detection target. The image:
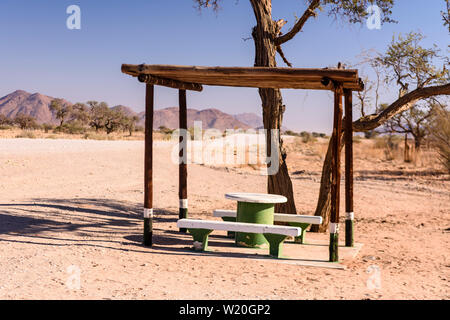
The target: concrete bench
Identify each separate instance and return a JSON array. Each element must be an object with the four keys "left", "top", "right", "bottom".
[
  {"left": 213, "top": 210, "right": 322, "bottom": 244},
  {"left": 177, "top": 218, "right": 301, "bottom": 258}
]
